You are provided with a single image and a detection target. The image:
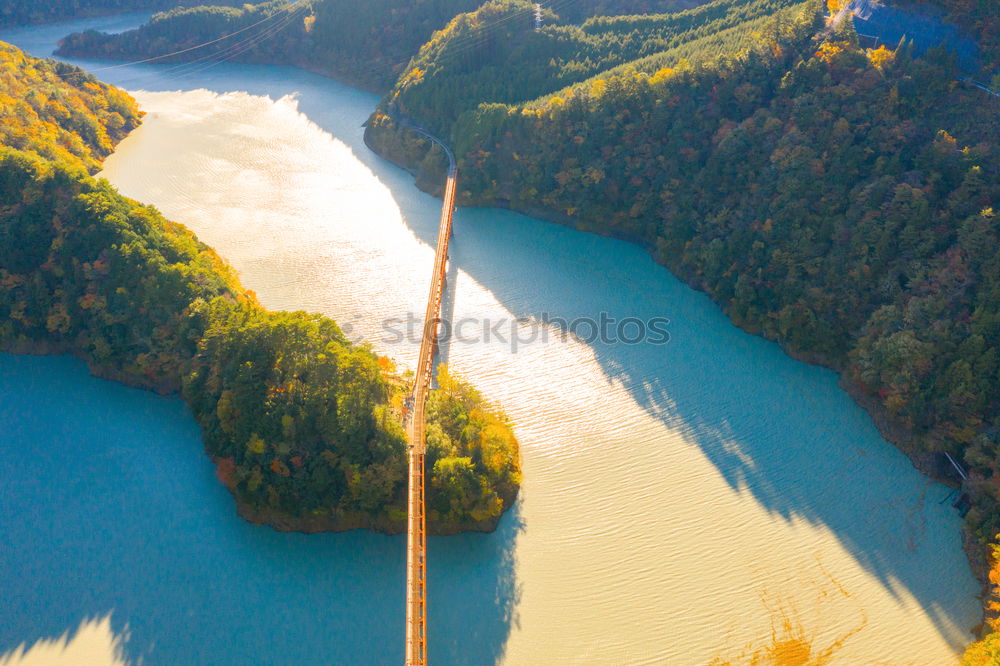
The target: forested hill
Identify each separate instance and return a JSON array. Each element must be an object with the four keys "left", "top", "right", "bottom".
[
  {"left": 366, "top": 0, "right": 1000, "bottom": 550},
  {"left": 0, "top": 0, "right": 245, "bottom": 29},
  {"left": 0, "top": 40, "right": 520, "bottom": 535}
]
